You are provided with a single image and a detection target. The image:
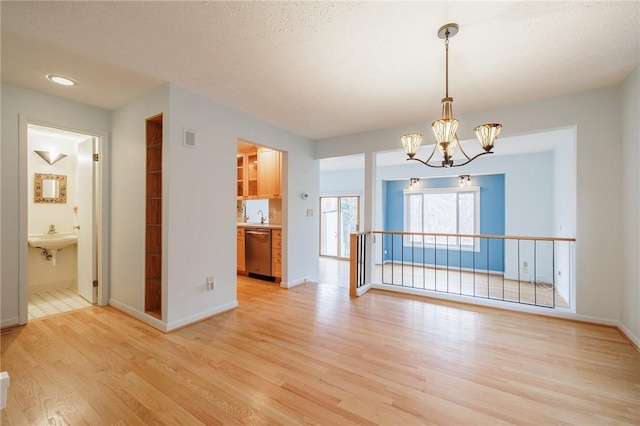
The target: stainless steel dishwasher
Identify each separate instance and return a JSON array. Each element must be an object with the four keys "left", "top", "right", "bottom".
[{"left": 245, "top": 229, "right": 272, "bottom": 278}]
